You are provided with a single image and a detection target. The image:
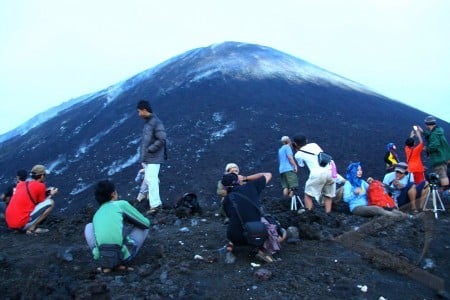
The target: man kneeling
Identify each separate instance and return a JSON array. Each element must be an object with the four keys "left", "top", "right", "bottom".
[{"left": 84, "top": 180, "right": 150, "bottom": 273}]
